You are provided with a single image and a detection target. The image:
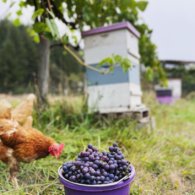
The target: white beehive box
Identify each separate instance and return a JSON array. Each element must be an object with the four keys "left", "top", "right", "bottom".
[
  {"left": 167, "top": 79, "right": 182, "bottom": 98},
  {"left": 82, "top": 22, "right": 145, "bottom": 113}
]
